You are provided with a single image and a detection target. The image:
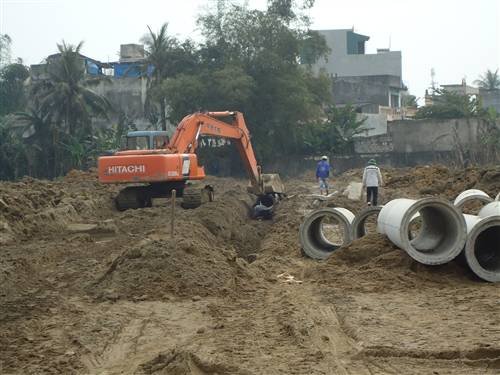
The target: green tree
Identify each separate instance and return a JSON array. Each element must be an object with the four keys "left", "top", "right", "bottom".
[
  {"left": 29, "top": 41, "right": 111, "bottom": 176},
  {"left": 15, "top": 106, "right": 53, "bottom": 177},
  {"left": 0, "top": 63, "right": 30, "bottom": 115},
  {"left": 415, "top": 89, "right": 480, "bottom": 119},
  {"left": 31, "top": 41, "right": 110, "bottom": 136},
  {"left": 402, "top": 94, "right": 417, "bottom": 107},
  {"left": 304, "top": 105, "right": 366, "bottom": 154},
  {"left": 0, "top": 118, "right": 29, "bottom": 179},
  {"left": 475, "top": 69, "right": 500, "bottom": 90},
  {"left": 141, "top": 24, "right": 199, "bottom": 130},
  {"left": 180, "top": 0, "right": 332, "bottom": 160}
]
